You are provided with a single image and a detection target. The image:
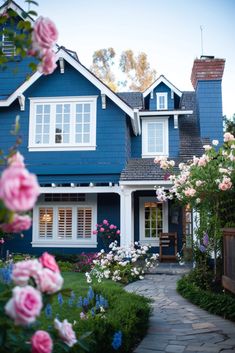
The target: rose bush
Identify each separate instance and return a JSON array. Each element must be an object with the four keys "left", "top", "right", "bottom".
[{"left": 93, "top": 219, "right": 120, "bottom": 251}]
